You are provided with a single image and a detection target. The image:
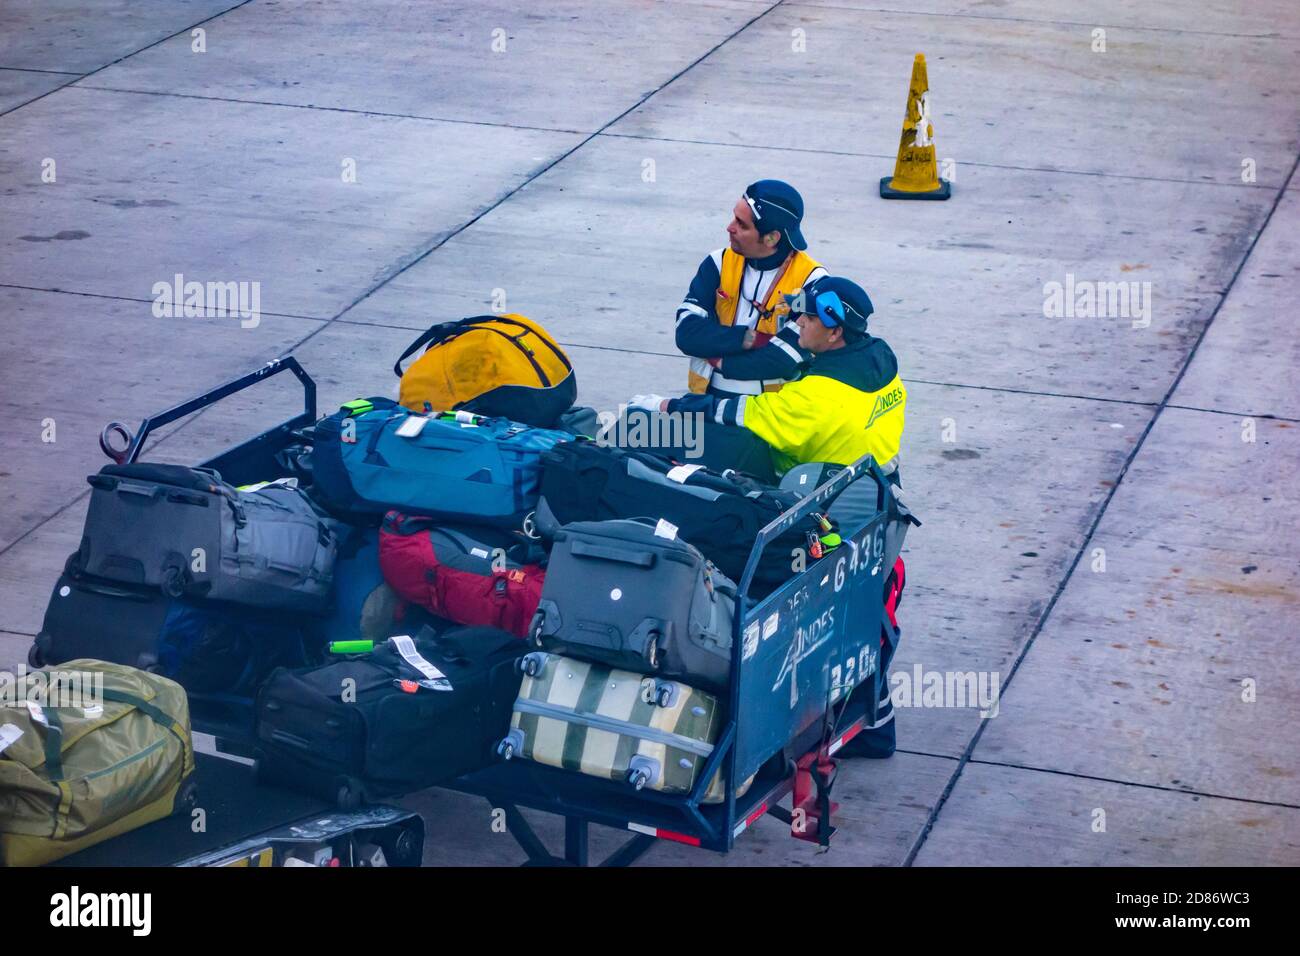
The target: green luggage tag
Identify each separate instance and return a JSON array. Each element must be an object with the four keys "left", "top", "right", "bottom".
[
  {"left": 329, "top": 640, "right": 374, "bottom": 655},
  {"left": 340, "top": 399, "right": 374, "bottom": 417}
]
